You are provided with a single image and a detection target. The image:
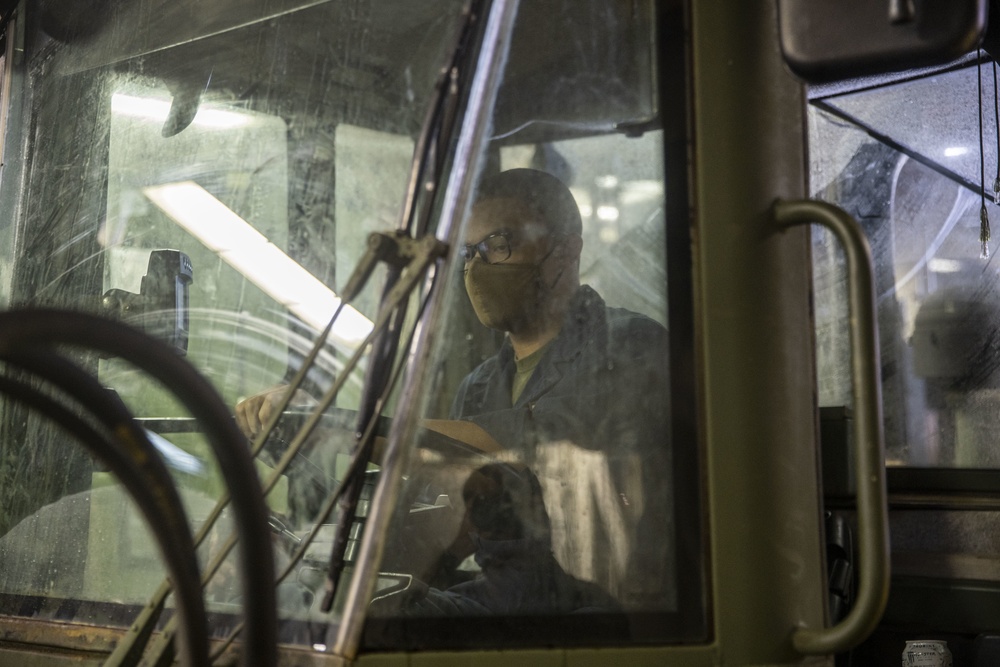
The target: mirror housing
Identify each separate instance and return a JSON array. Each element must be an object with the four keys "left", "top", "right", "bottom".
[
  {"left": 102, "top": 249, "right": 193, "bottom": 356},
  {"left": 778, "top": 0, "right": 987, "bottom": 83}
]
